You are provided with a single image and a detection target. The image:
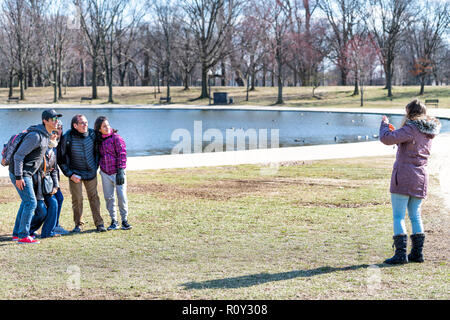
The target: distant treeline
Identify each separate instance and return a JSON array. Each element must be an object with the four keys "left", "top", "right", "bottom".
[{"left": 0, "top": 0, "right": 448, "bottom": 103}]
